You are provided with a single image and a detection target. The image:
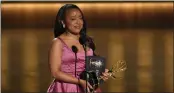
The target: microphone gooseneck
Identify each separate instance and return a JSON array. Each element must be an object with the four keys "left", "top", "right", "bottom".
[
  {"left": 71, "top": 45, "right": 78, "bottom": 92},
  {"left": 79, "top": 34, "right": 89, "bottom": 93}
]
